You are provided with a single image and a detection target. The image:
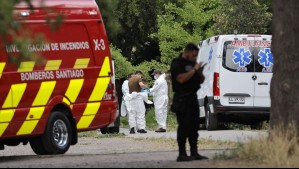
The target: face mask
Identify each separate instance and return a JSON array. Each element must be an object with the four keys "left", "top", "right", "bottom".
[{"left": 154, "top": 76, "right": 158, "bottom": 80}]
